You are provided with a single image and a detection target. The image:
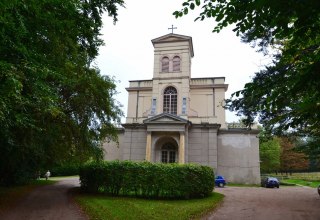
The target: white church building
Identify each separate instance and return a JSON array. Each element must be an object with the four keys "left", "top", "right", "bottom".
[{"left": 103, "top": 33, "right": 261, "bottom": 184}]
